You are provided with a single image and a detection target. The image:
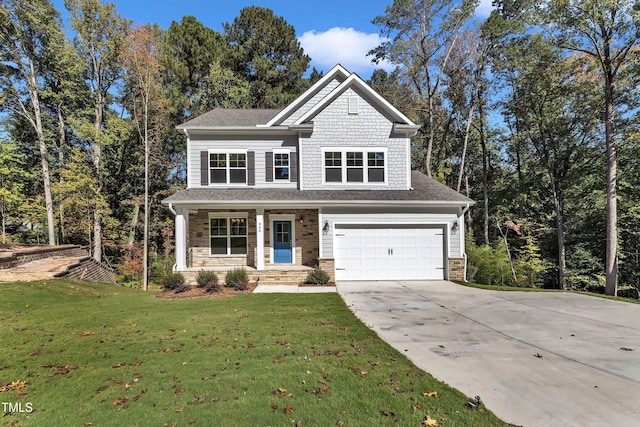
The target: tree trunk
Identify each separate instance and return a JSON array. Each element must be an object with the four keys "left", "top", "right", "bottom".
[
  {"left": 92, "top": 92, "right": 104, "bottom": 263},
  {"left": 57, "top": 105, "right": 66, "bottom": 244},
  {"left": 604, "top": 75, "right": 617, "bottom": 296},
  {"left": 478, "top": 99, "right": 490, "bottom": 245},
  {"left": 456, "top": 101, "right": 475, "bottom": 193},
  {"left": 552, "top": 177, "right": 567, "bottom": 290},
  {"left": 129, "top": 203, "right": 140, "bottom": 246},
  {"left": 27, "top": 70, "right": 56, "bottom": 246},
  {"left": 143, "top": 98, "right": 150, "bottom": 292}
]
